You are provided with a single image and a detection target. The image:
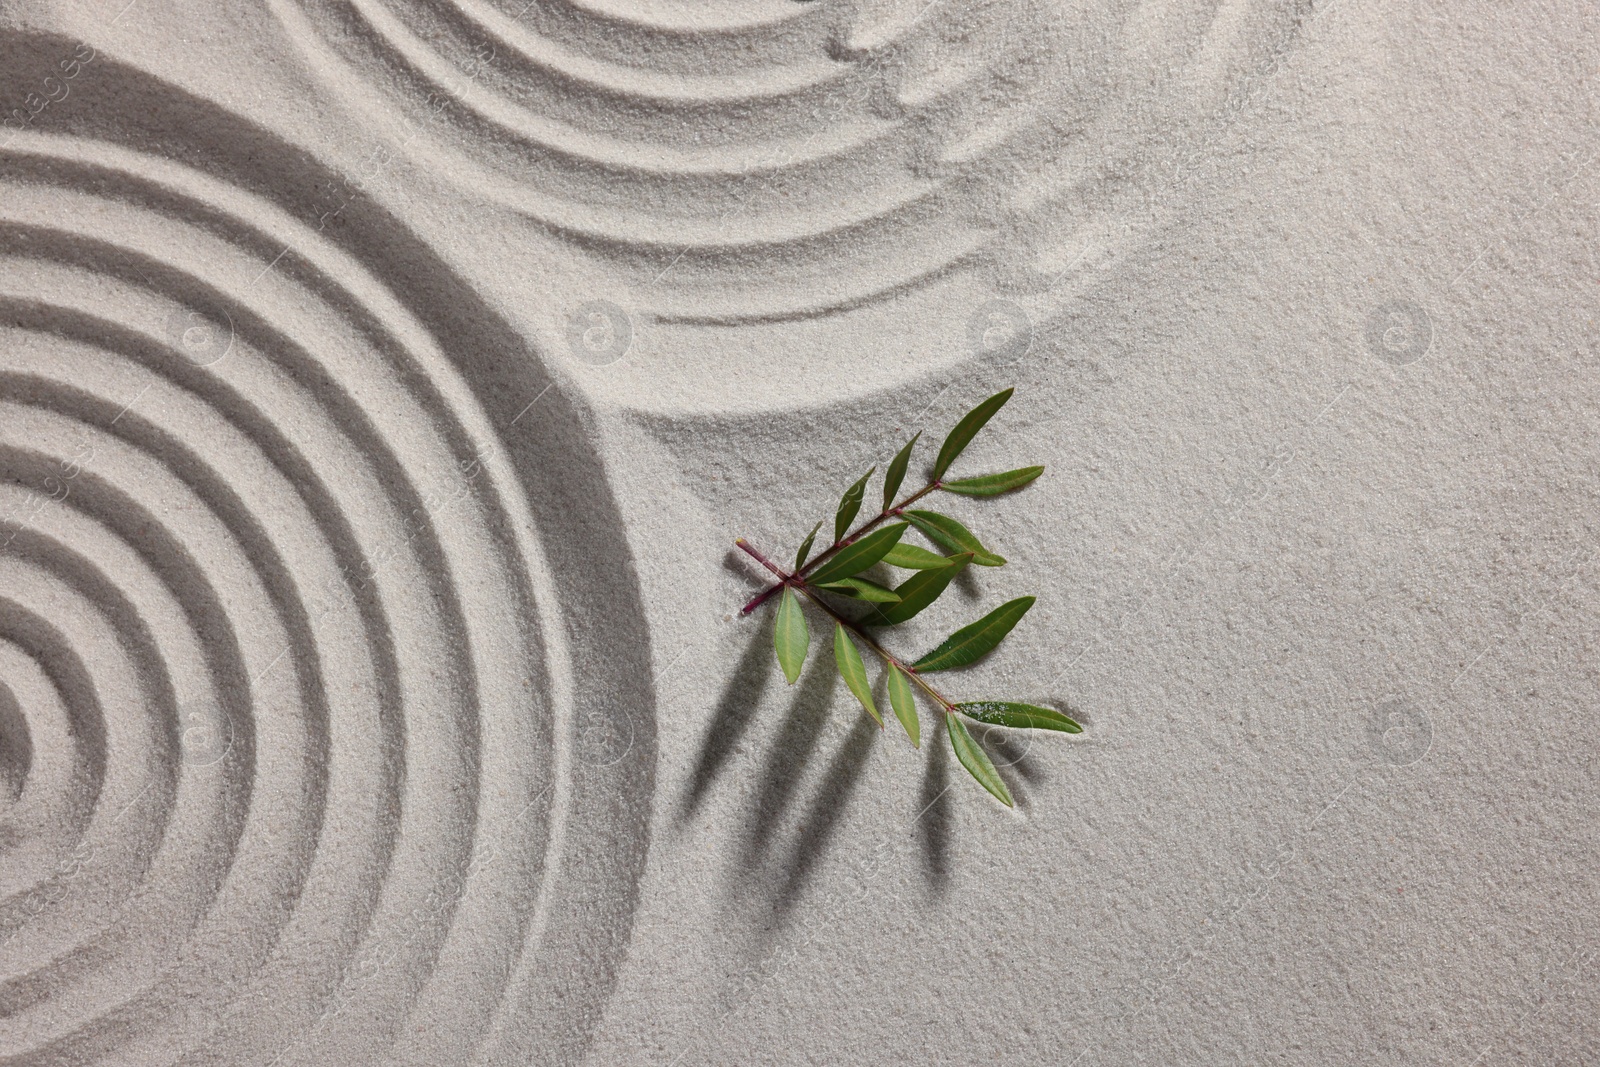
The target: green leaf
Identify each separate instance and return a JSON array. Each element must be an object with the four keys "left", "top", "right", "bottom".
[
  {"left": 914, "top": 596, "right": 1035, "bottom": 672},
  {"left": 955, "top": 701, "right": 1082, "bottom": 733},
  {"left": 886, "top": 664, "right": 919, "bottom": 747},
  {"left": 833, "top": 623, "right": 882, "bottom": 726},
  {"left": 867, "top": 553, "right": 973, "bottom": 626},
  {"left": 794, "top": 520, "right": 824, "bottom": 571},
  {"left": 816, "top": 577, "right": 902, "bottom": 603},
  {"left": 948, "top": 713, "right": 1012, "bottom": 806},
  {"left": 903, "top": 510, "right": 1005, "bottom": 567},
  {"left": 881, "top": 543, "right": 959, "bottom": 570},
  {"left": 774, "top": 586, "right": 809, "bottom": 684},
  {"left": 882, "top": 431, "right": 921, "bottom": 509},
  {"left": 933, "top": 388, "right": 1013, "bottom": 481},
  {"left": 835, "top": 468, "right": 874, "bottom": 543},
  {"left": 807, "top": 522, "right": 909, "bottom": 585},
  {"left": 941, "top": 466, "right": 1045, "bottom": 498}
]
